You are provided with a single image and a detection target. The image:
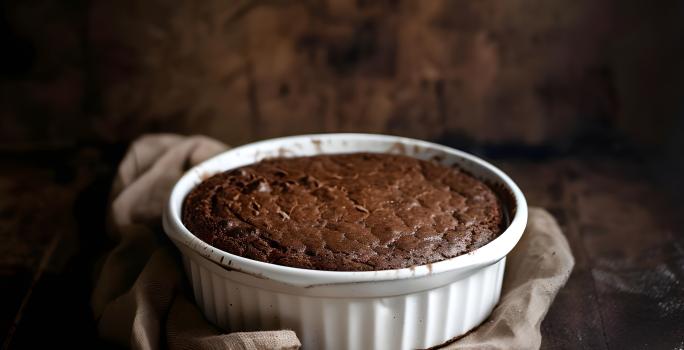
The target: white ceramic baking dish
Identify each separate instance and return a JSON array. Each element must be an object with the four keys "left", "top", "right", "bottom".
[{"left": 163, "top": 133, "right": 527, "bottom": 350}]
